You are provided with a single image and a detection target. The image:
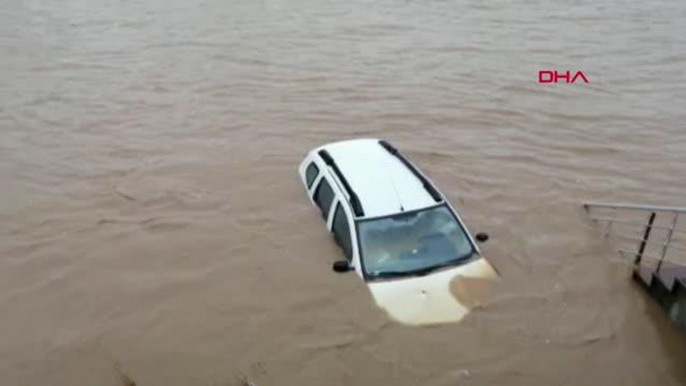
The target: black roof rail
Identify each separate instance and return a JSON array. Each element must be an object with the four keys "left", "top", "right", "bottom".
[
  {"left": 378, "top": 140, "right": 443, "bottom": 202},
  {"left": 318, "top": 149, "right": 365, "bottom": 217}
]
